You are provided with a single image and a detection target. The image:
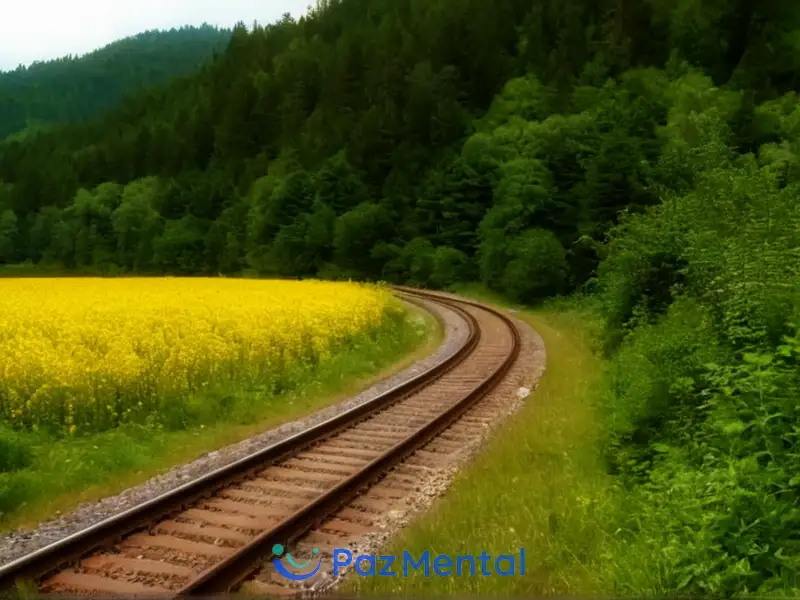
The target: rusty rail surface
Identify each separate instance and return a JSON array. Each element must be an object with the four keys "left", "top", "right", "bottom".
[{"left": 0, "top": 288, "right": 521, "bottom": 597}]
